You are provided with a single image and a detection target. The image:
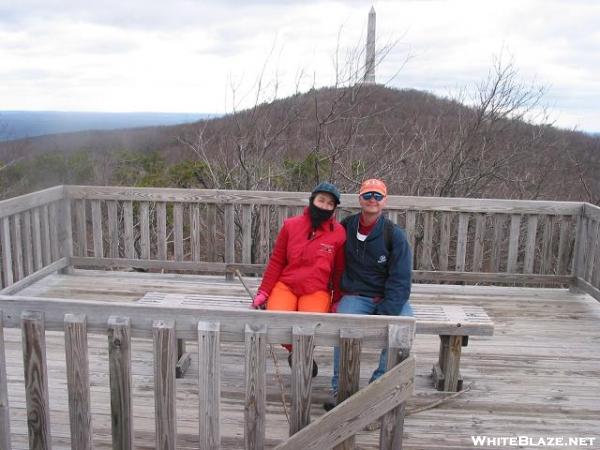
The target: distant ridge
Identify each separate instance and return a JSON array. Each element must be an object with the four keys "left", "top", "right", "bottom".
[
  {"left": 0, "top": 85, "right": 597, "bottom": 203},
  {"left": 0, "top": 111, "right": 215, "bottom": 141}
]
